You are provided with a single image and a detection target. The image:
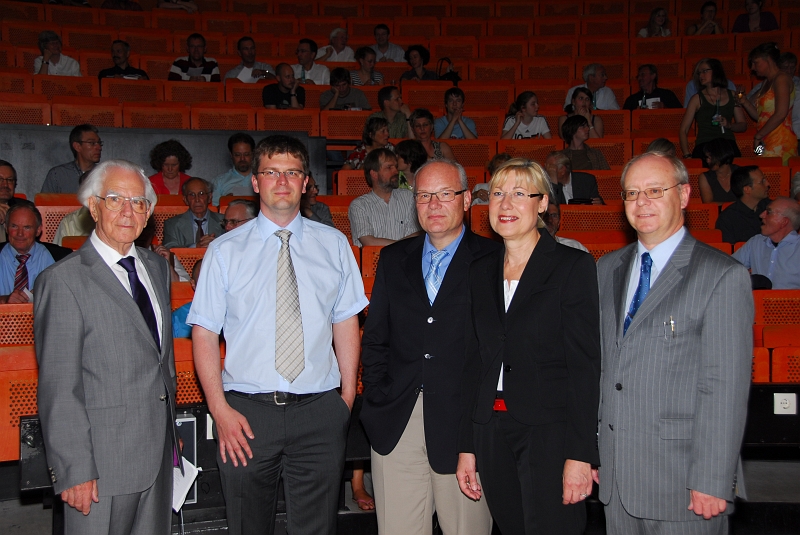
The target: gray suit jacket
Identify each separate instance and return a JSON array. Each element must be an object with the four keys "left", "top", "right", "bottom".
[
  {"left": 162, "top": 209, "right": 225, "bottom": 249},
  {"left": 597, "top": 233, "right": 752, "bottom": 521},
  {"left": 551, "top": 172, "right": 602, "bottom": 204},
  {"left": 34, "top": 240, "right": 178, "bottom": 497}
]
